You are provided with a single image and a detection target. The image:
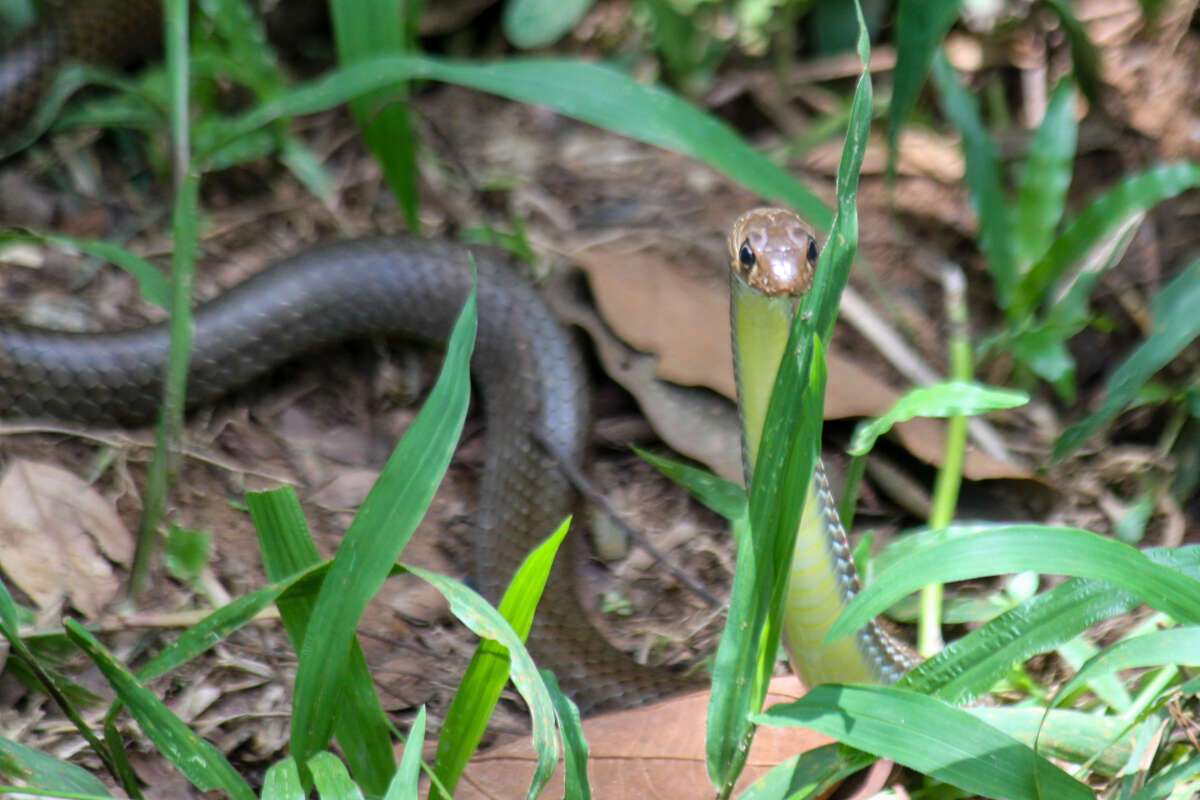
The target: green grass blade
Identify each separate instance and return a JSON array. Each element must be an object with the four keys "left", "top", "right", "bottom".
[
  {"left": 129, "top": 169, "right": 198, "bottom": 598},
  {"left": 732, "top": 743, "right": 876, "bottom": 800},
  {"left": 900, "top": 574, "right": 1139, "bottom": 704},
  {"left": 408, "top": 566, "right": 559, "bottom": 800},
  {"left": 967, "top": 708, "right": 1131, "bottom": 776},
  {"left": 887, "top": 0, "right": 961, "bottom": 175},
  {"left": 329, "top": 0, "right": 419, "bottom": 228},
  {"left": 1055, "top": 258, "right": 1200, "bottom": 458},
  {"left": 0, "top": 232, "right": 168, "bottom": 306},
  {"left": 0, "top": 735, "right": 113, "bottom": 797},
  {"left": 201, "top": 55, "right": 831, "bottom": 229},
  {"left": 288, "top": 277, "right": 476, "bottom": 769},
  {"left": 930, "top": 49, "right": 1016, "bottom": 311},
  {"left": 1046, "top": 627, "right": 1200, "bottom": 712},
  {"left": 308, "top": 752, "right": 363, "bottom": 800},
  {"left": 1127, "top": 752, "right": 1200, "bottom": 800},
  {"left": 1015, "top": 161, "right": 1200, "bottom": 320},
  {"left": 634, "top": 446, "right": 747, "bottom": 521},
  {"left": 261, "top": 758, "right": 304, "bottom": 800},
  {"left": 829, "top": 526, "right": 1200, "bottom": 642},
  {"left": 431, "top": 518, "right": 570, "bottom": 798},
  {"left": 542, "top": 671, "right": 590, "bottom": 800},
  {"left": 1040, "top": 0, "right": 1104, "bottom": 105},
  {"left": 63, "top": 620, "right": 256, "bottom": 800},
  {"left": 896, "top": 537, "right": 1200, "bottom": 703},
  {"left": 248, "top": 486, "right": 321, "bottom": 577},
  {"left": 247, "top": 487, "right": 396, "bottom": 797},
  {"left": 387, "top": 706, "right": 425, "bottom": 800},
  {"left": 758, "top": 685, "right": 1092, "bottom": 800},
  {"left": 848, "top": 380, "right": 1028, "bottom": 456},
  {"left": 1013, "top": 78, "right": 1078, "bottom": 272},
  {"left": 136, "top": 577, "right": 307, "bottom": 681},
  {"left": 706, "top": 14, "right": 871, "bottom": 790},
  {"left": 196, "top": 0, "right": 285, "bottom": 97}
]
